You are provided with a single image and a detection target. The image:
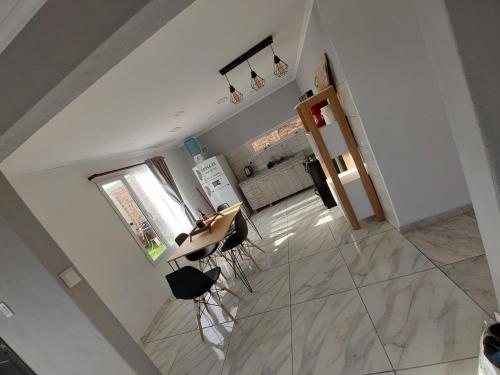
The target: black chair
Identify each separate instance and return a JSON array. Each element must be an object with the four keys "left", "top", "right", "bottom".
[
  {"left": 220, "top": 211, "right": 265, "bottom": 256},
  {"left": 216, "top": 203, "right": 230, "bottom": 212},
  {"left": 165, "top": 266, "right": 239, "bottom": 341},
  {"left": 217, "top": 202, "right": 262, "bottom": 240},
  {"left": 175, "top": 233, "right": 227, "bottom": 280},
  {"left": 218, "top": 211, "right": 266, "bottom": 291},
  {"left": 217, "top": 203, "right": 236, "bottom": 236}
]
